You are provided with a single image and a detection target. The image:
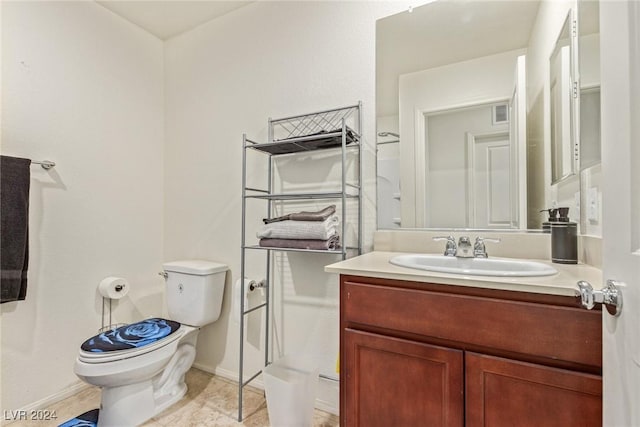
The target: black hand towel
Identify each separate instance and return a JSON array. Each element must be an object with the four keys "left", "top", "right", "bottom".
[{"left": 1, "top": 155, "right": 31, "bottom": 303}]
